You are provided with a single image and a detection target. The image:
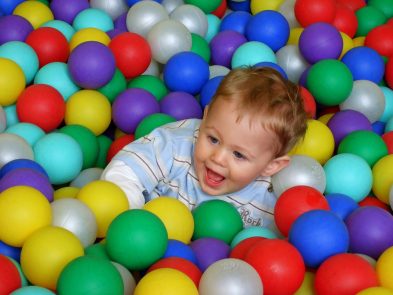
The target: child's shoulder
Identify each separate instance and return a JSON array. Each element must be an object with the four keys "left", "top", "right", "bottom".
[{"left": 156, "top": 118, "right": 201, "bottom": 139}]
